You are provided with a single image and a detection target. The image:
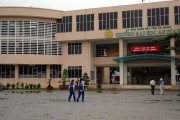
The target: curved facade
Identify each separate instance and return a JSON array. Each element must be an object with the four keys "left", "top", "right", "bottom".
[{"left": 0, "top": 1, "right": 180, "bottom": 89}]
